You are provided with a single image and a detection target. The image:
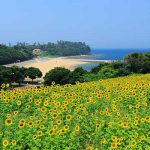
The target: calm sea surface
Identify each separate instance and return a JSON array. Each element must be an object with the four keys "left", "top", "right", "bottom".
[{"left": 77, "top": 48, "right": 150, "bottom": 71}]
